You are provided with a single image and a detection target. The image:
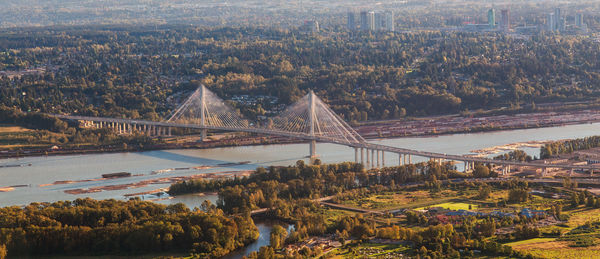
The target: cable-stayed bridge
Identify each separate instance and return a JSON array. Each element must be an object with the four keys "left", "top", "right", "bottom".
[{"left": 52, "top": 85, "right": 600, "bottom": 174}]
